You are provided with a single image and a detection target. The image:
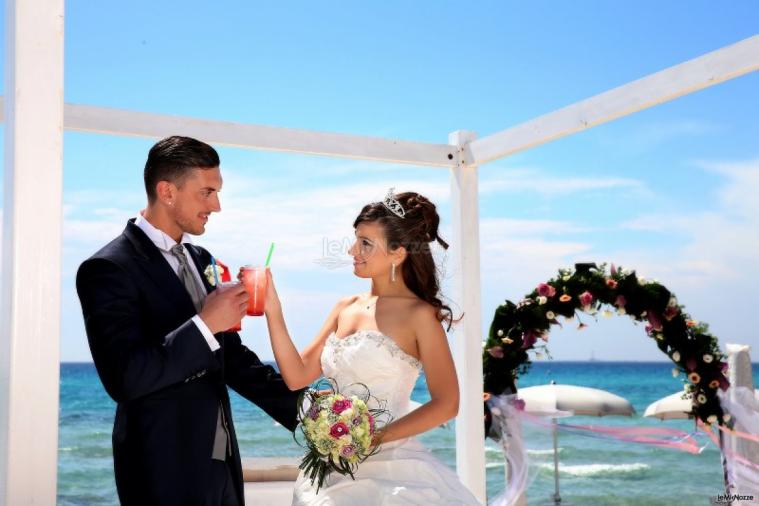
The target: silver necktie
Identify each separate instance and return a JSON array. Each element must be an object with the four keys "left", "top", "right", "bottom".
[{"left": 170, "top": 244, "right": 205, "bottom": 312}]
